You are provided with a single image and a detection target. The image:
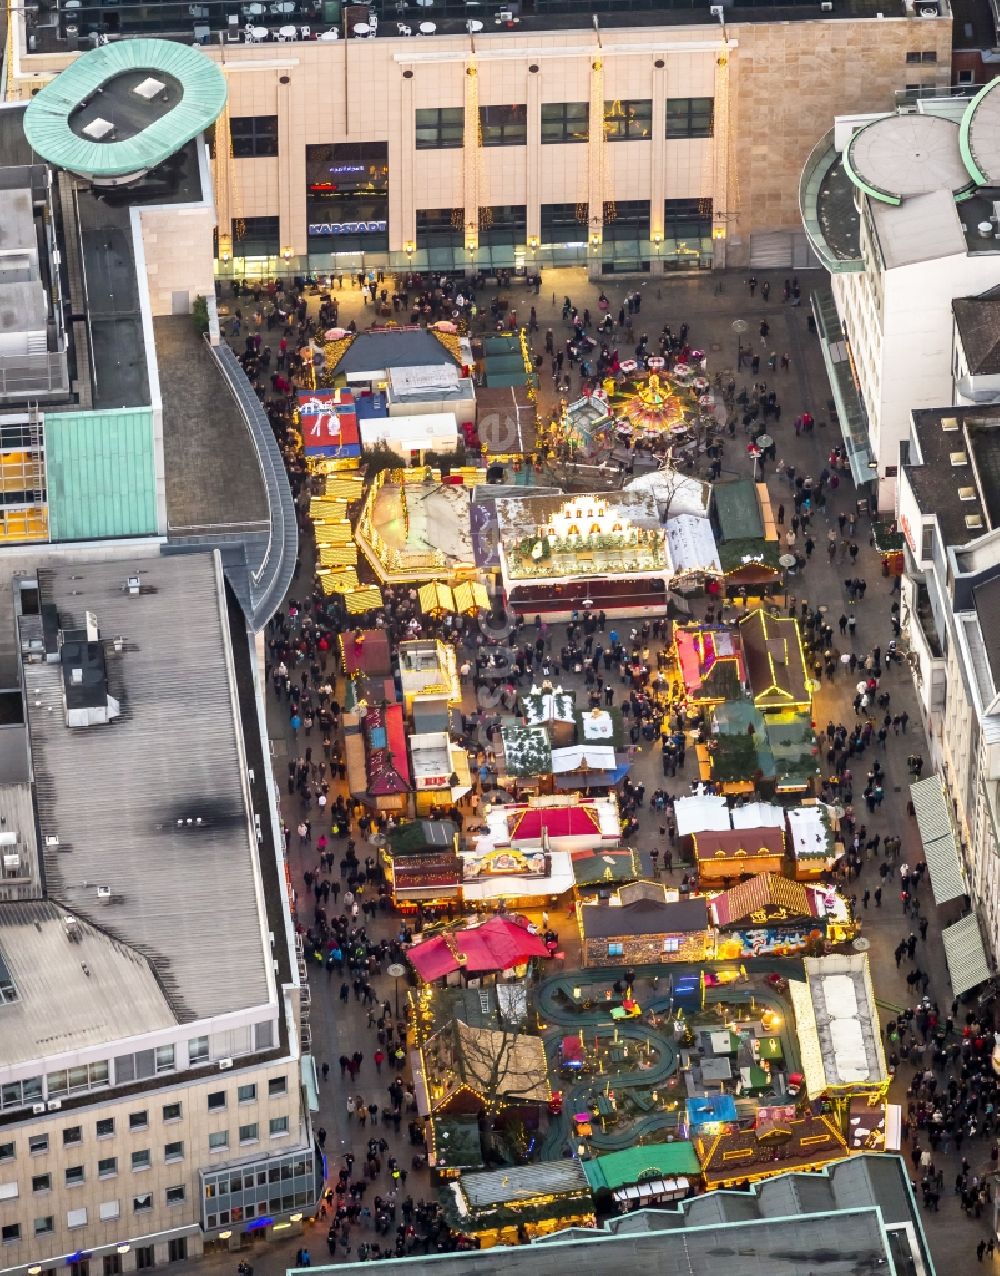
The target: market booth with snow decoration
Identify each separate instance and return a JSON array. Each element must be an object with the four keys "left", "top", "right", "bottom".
[
  {"left": 789, "top": 953, "right": 890, "bottom": 1123},
  {"left": 441, "top": 1160, "right": 595, "bottom": 1248}
]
